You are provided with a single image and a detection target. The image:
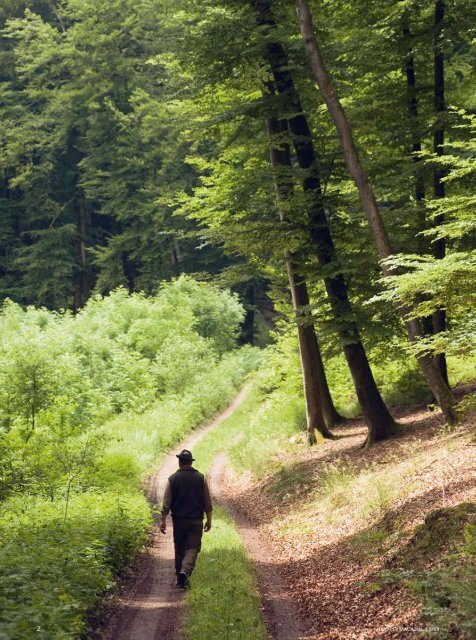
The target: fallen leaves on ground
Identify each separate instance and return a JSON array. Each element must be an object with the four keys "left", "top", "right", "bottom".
[{"left": 220, "top": 397, "right": 476, "bottom": 640}]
